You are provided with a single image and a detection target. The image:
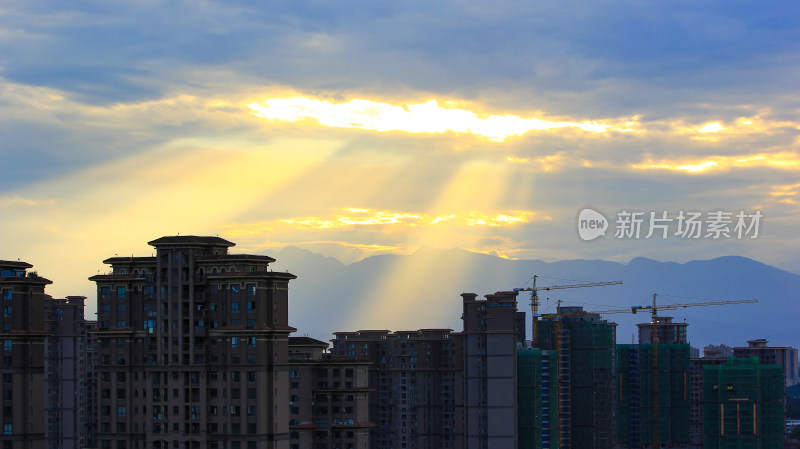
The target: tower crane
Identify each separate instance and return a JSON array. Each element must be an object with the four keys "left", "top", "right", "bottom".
[
  {"left": 514, "top": 275, "right": 623, "bottom": 346},
  {"left": 593, "top": 294, "right": 758, "bottom": 449}
]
